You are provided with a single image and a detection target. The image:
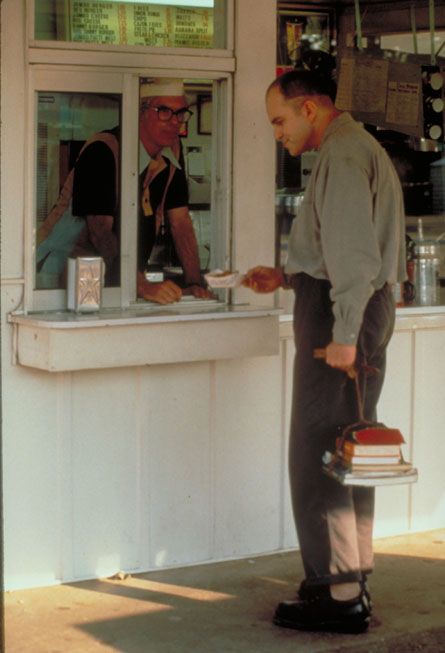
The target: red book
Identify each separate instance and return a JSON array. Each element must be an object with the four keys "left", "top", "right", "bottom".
[{"left": 349, "top": 427, "right": 405, "bottom": 446}]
